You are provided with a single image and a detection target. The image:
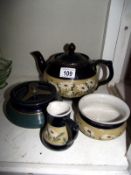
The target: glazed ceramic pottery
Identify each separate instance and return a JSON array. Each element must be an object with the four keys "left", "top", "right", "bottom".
[
  {"left": 0, "top": 57, "right": 12, "bottom": 88},
  {"left": 77, "top": 94, "right": 130, "bottom": 140},
  {"left": 6, "top": 81, "right": 57, "bottom": 128},
  {"left": 41, "top": 101, "right": 79, "bottom": 150},
  {"left": 31, "top": 43, "right": 114, "bottom": 98}
]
